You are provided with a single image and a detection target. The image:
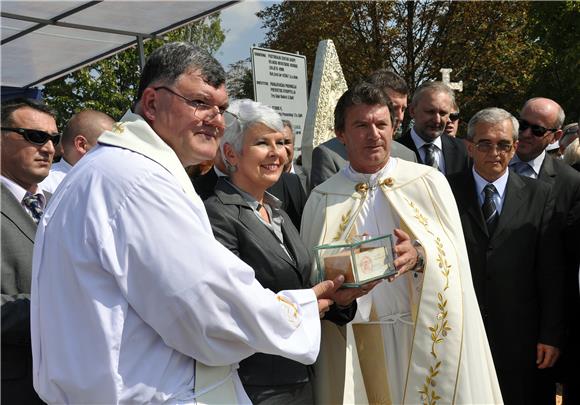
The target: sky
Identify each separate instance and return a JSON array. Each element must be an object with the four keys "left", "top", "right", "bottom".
[{"left": 214, "top": 1, "right": 280, "bottom": 69}]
